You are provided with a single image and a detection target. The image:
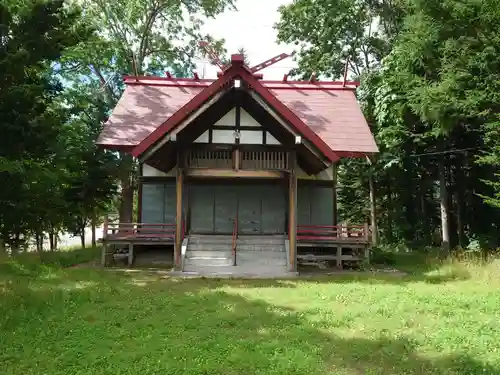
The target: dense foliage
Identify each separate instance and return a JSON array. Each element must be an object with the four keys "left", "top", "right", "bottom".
[
  {"left": 0, "top": 0, "right": 113, "bottom": 251},
  {"left": 277, "top": 0, "right": 500, "bottom": 250}
]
